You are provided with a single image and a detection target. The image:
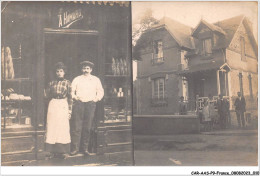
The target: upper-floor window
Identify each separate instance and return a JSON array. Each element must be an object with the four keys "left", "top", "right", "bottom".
[
  {"left": 152, "top": 77, "right": 165, "bottom": 99},
  {"left": 202, "top": 38, "right": 212, "bottom": 56},
  {"left": 240, "top": 36, "right": 246, "bottom": 61},
  {"left": 152, "top": 40, "right": 164, "bottom": 65}
]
